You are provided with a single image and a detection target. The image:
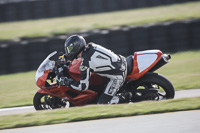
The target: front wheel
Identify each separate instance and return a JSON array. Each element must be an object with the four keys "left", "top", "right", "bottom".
[
  {"left": 33, "top": 92, "right": 70, "bottom": 110},
  {"left": 129, "top": 73, "right": 175, "bottom": 101}
]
